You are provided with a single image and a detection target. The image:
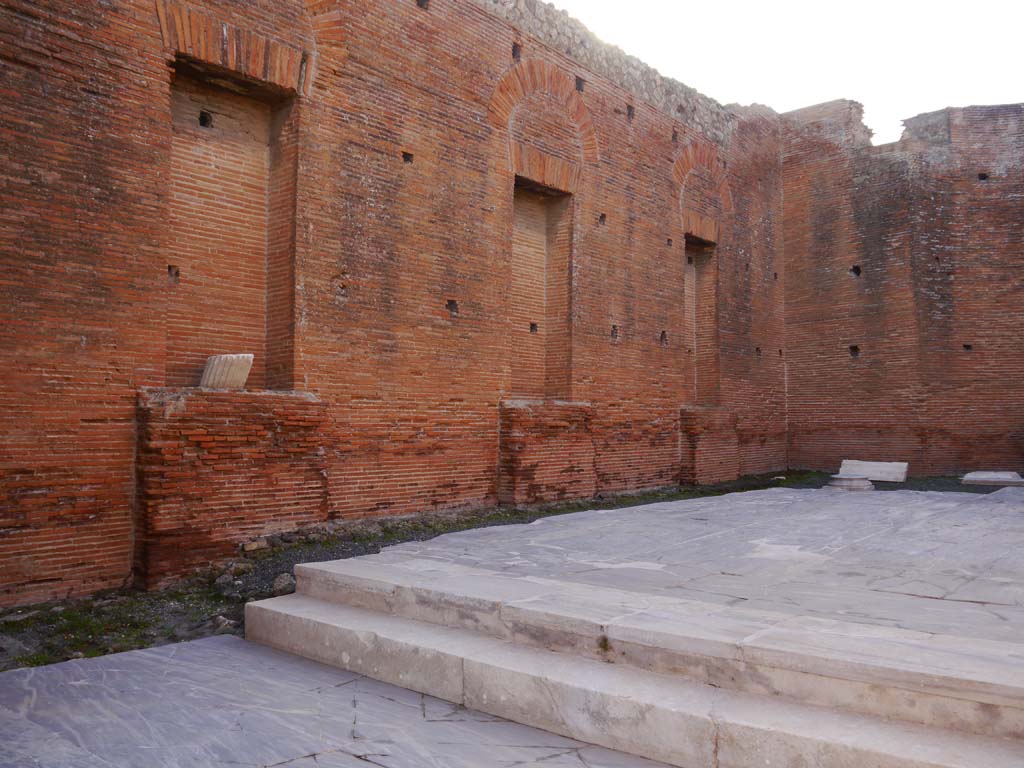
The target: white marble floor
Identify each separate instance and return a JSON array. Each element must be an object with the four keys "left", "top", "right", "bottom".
[
  {"left": 376, "top": 486, "right": 1024, "bottom": 642},
  {"left": 0, "top": 636, "right": 668, "bottom": 768}
]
